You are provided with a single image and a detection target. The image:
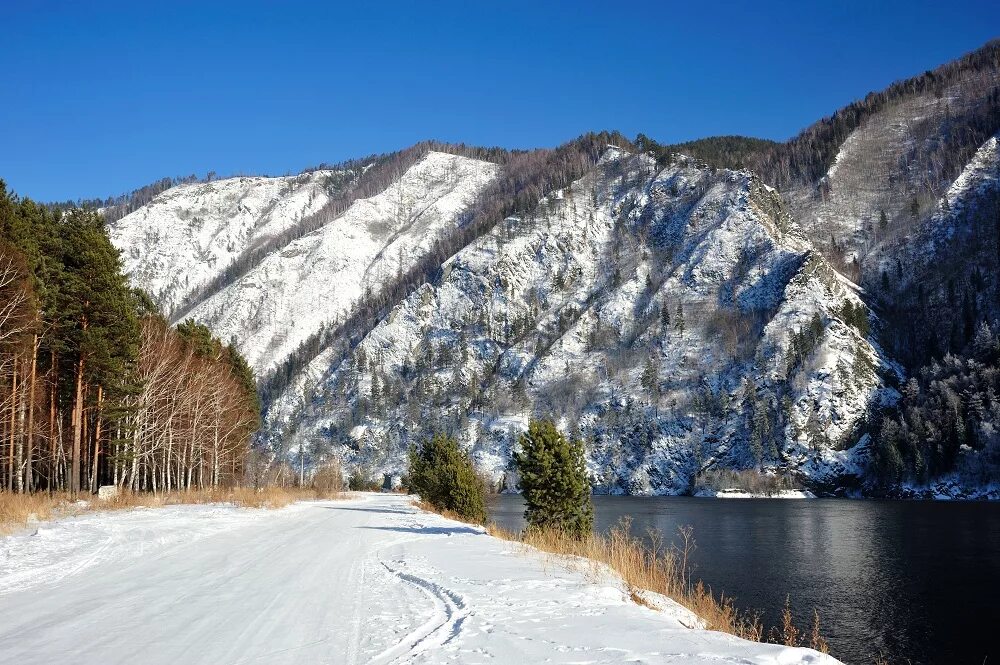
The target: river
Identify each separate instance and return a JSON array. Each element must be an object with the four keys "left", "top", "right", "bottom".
[{"left": 488, "top": 495, "right": 1000, "bottom": 664}]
